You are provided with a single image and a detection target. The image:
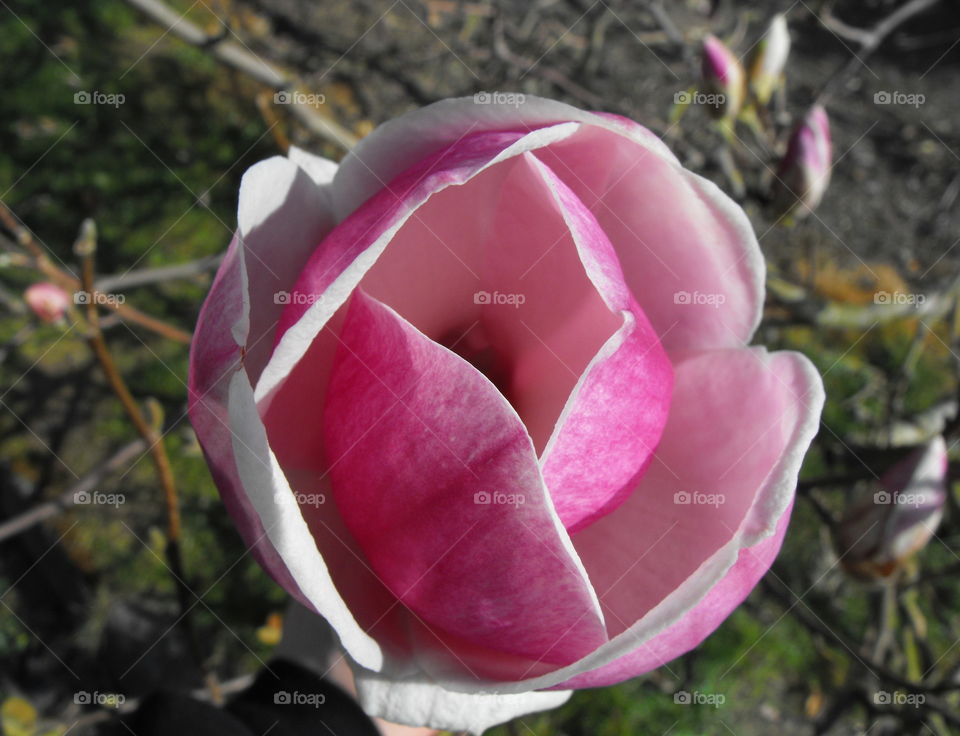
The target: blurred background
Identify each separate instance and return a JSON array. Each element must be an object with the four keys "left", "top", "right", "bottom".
[{"left": 1, "top": 0, "right": 960, "bottom": 734}]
